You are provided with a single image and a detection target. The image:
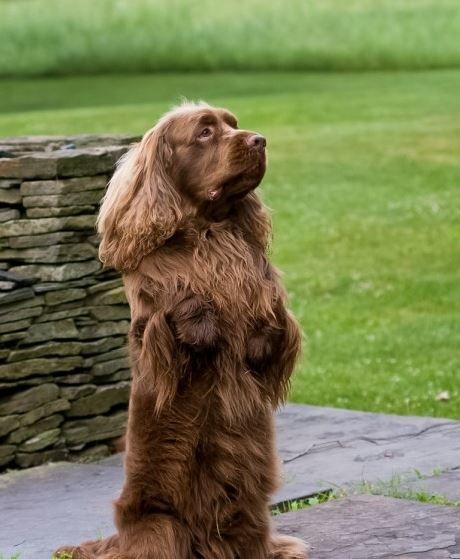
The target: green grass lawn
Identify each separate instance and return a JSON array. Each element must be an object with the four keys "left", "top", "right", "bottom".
[
  {"left": 1, "top": 69, "right": 459, "bottom": 419},
  {"left": 1, "top": 0, "right": 460, "bottom": 76}
]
